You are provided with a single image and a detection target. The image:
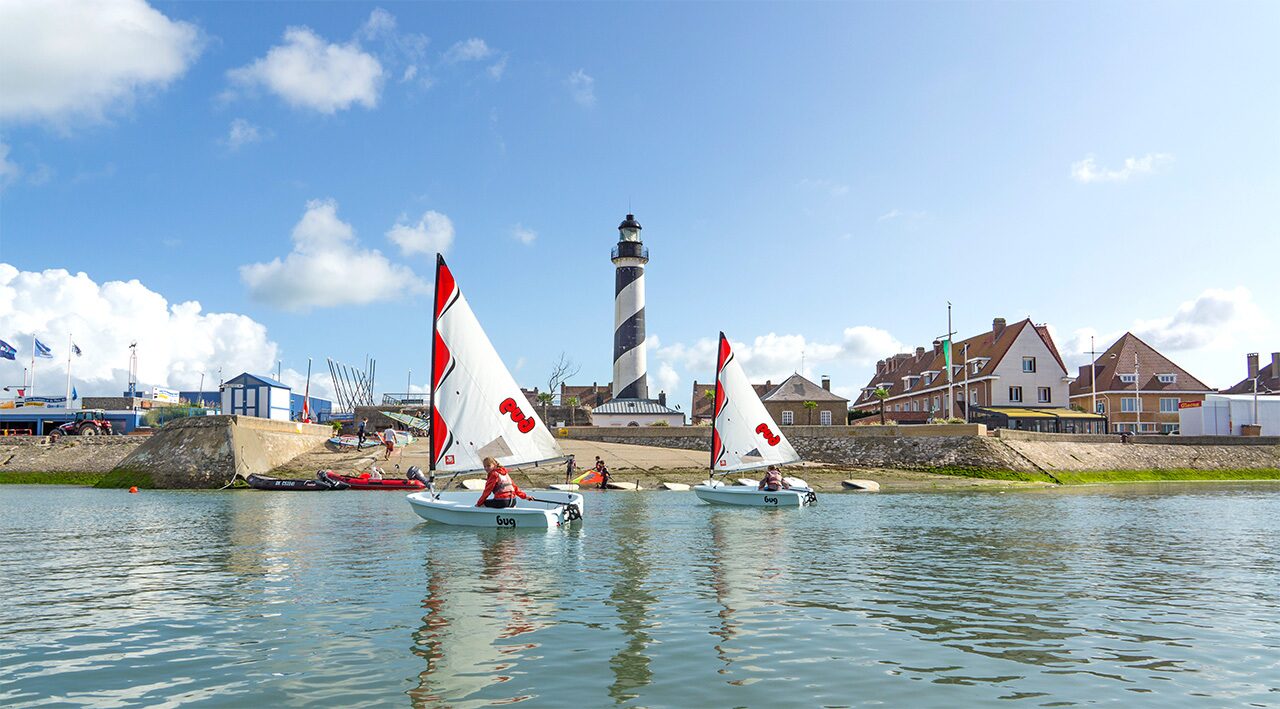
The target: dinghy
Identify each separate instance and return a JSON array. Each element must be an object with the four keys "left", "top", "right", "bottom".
[
  {"left": 245, "top": 472, "right": 349, "bottom": 491},
  {"left": 321, "top": 470, "right": 425, "bottom": 491},
  {"left": 694, "top": 332, "right": 817, "bottom": 508},
  {"left": 406, "top": 255, "right": 584, "bottom": 528}
]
